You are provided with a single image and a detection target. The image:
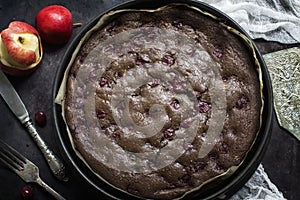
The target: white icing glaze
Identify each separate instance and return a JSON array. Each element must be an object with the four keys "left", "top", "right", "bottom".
[{"left": 71, "top": 27, "right": 227, "bottom": 173}]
